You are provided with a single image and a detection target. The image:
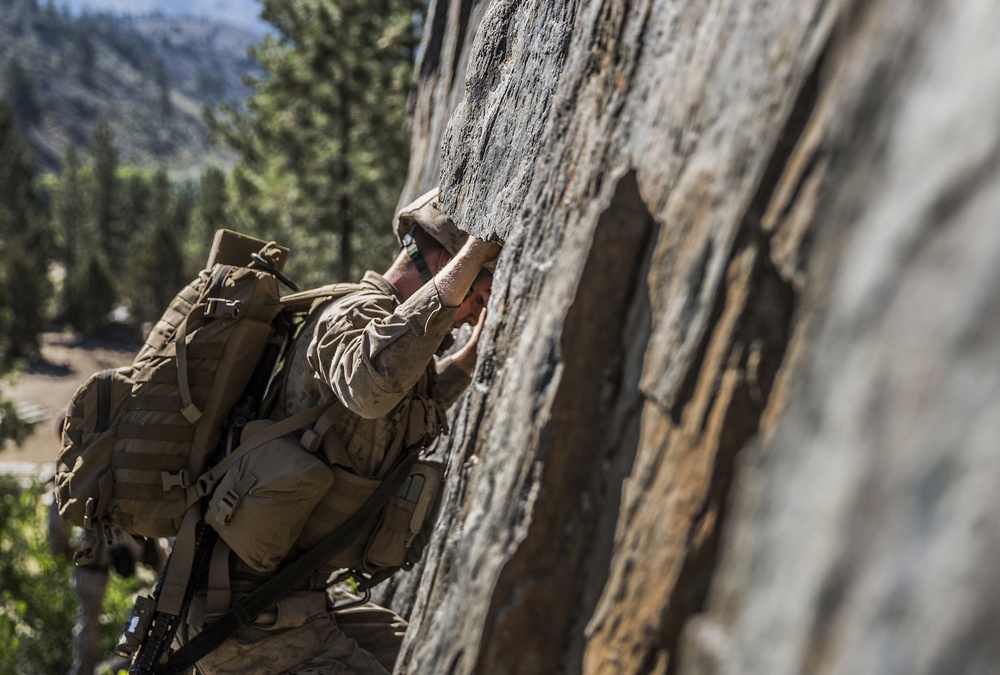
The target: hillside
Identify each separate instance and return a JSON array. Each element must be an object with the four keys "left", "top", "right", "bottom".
[
  {"left": 61, "top": 0, "right": 268, "bottom": 34},
  {"left": 0, "top": 0, "right": 260, "bottom": 171}
]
